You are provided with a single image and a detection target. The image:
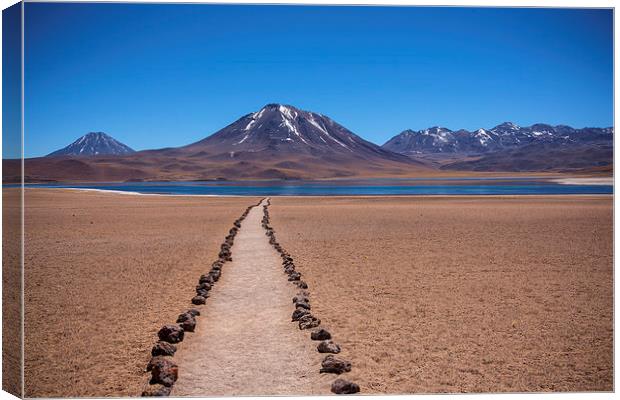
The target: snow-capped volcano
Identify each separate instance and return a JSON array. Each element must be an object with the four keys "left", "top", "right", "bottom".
[
  {"left": 47, "top": 132, "right": 135, "bottom": 157},
  {"left": 184, "top": 103, "right": 409, "bottom": 163}
]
